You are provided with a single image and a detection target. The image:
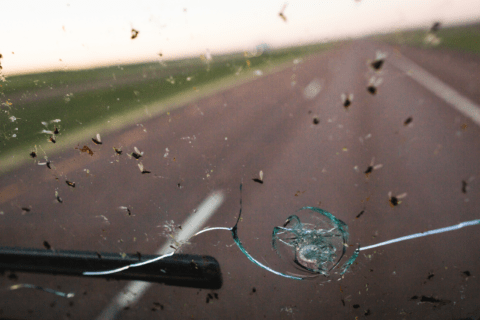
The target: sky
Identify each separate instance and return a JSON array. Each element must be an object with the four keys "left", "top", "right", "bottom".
[{"left": 0, "top": 0, "right": 479, "bottom": 75}]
